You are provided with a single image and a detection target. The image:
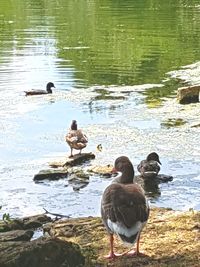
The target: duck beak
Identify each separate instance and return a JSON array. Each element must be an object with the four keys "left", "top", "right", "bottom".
[
  {"left": 158, "top": 160, "right": 162, "bottom": 165},
  {"left": 111, "top": 167, "right": 118, "bottom": 174}
]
